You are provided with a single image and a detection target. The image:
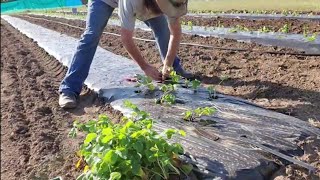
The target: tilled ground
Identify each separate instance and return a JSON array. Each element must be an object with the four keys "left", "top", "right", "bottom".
[
  {"left": 17, "top": 14, "right": 320, "bottom": 122},
  {"left": 0, "top": 19, "right": 122, "bottom": 180},
  {"left": 180, "top": 16, "right": 320, "bottom": 34},
  {"left": 1, "top": 15, "right": 320, "bottom": 179},
  {"left": 53, "top": 12, "right": 320, "bottom": 34}
]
